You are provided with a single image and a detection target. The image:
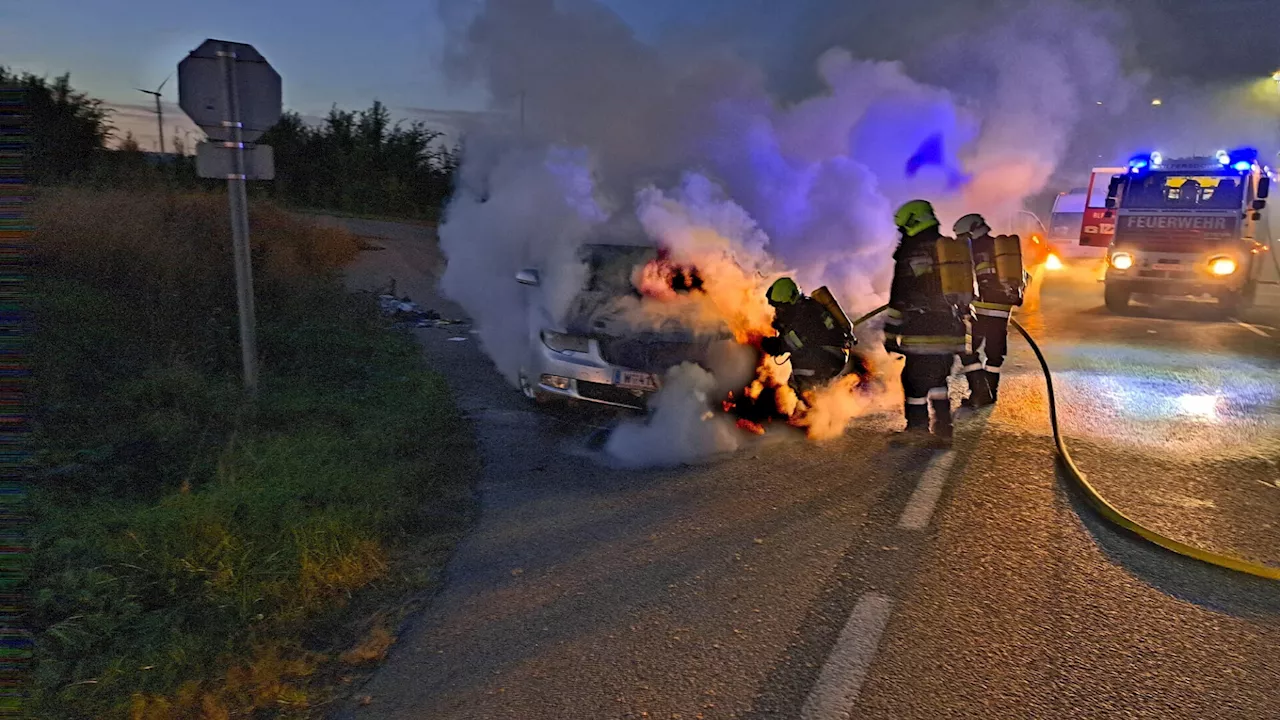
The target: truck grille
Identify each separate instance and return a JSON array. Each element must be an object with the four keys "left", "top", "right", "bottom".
[
  {"left": 1138, "top": 270, "right": 1195, "bottom": 281},
  {"left": 596, "top": 337, "right": 711, "bottom": 374}
]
